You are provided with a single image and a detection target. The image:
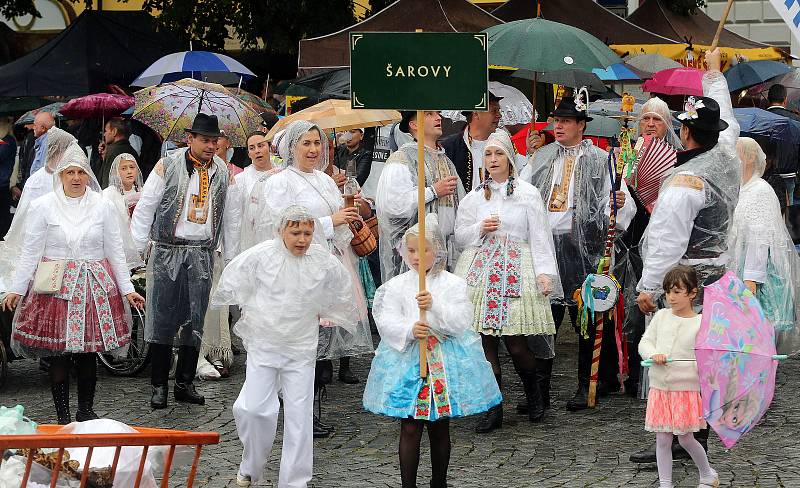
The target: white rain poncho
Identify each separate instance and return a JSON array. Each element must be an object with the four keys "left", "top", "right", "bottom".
[
  {"left": 523, "top": 138, "right": 636, "bottom": 304},
  {"left": 454, "top": 129, "right": 562, "bottom": 356},
  {"left": 375, "top": 132, "right": 466, "bottom": 283},
  {"left": 0, "top": 128, "right": 80, "bottom": 292},
  {"left": 102, "top": 152, "right": 145, "bottom": 270},
  {"left": 636, "top": 96, "right": 683, "bottom": 150},
  {"left": 638, "top": 70, "right": 741, "bottom": 299},
  {"left": 729, "top": 138, "right": 800, "bottom": 355},
  {"left": 9, "top": 147, "right": 134, "bottom": 358},
  {"left": 260, "top": 121, "right": 373, "bottom": 358},
  {"left": 210, "top": 205, "right": 359, "bottom": 365}
]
